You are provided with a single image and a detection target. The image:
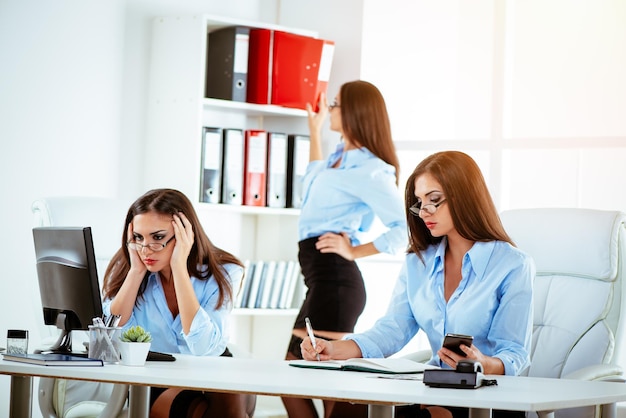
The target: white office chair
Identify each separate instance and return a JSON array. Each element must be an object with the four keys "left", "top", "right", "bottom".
[
  {"left": 32, "top": 197, "right": 131, "bottom": 418},
  {"left": 500, "top": 208, "right": 626, "bottom": 418},
  {"left": 404, "top": 208, "right": 626, "bottom": 418}
]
